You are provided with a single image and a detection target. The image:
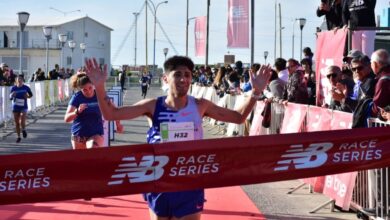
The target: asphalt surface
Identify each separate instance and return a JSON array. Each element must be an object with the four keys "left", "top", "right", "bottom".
[{"left": 0, "top": 85, "right": 359, "bottom": 219}]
